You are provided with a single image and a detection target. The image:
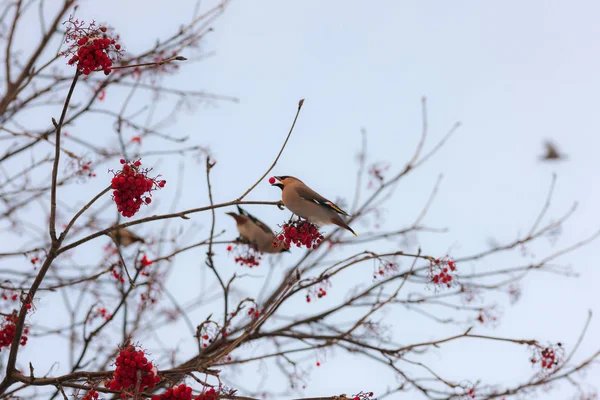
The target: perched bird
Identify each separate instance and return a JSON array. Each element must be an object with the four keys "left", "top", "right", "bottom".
[
  {"left": 108, "top": 227, "right": 145, "bottom": 247},
  {"left": 270, "top": 176, "right": 357, "bottom": 236},
  {"left": 226, "top": 206, "right": 289, "bottom": 253},
  {"left": 540, "top": 140, "right": 566, "bottom": 161}
]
